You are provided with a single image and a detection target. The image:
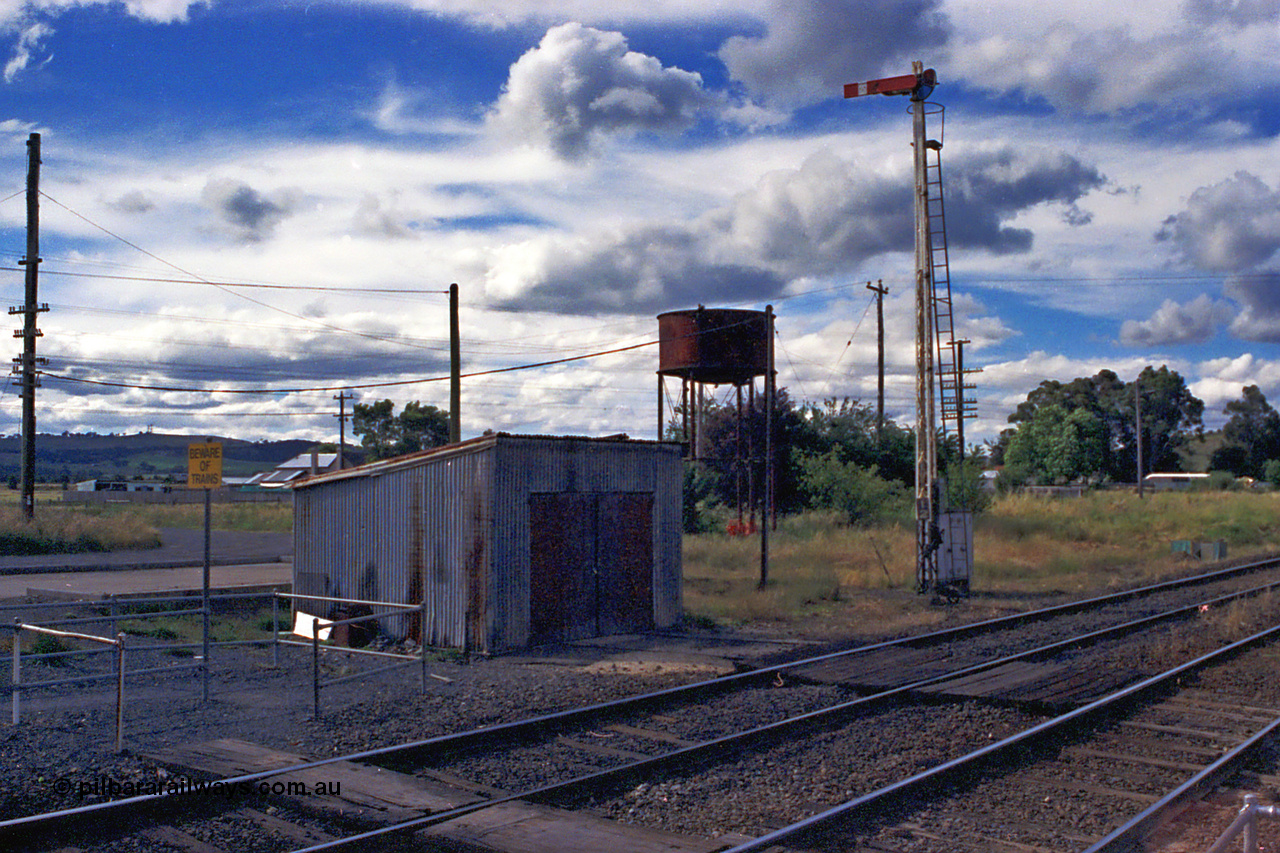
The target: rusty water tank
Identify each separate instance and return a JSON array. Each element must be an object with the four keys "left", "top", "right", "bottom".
[{"left": 657, "top": 307, "right": 769, "bottom": 385}]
